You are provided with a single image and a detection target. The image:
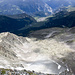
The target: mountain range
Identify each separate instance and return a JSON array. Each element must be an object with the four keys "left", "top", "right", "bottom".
[
  {"left": 0, "top": 0, "right": 52, "bottom": 16},
  {"left": 0, "top": 0, "right": 75, "bottom": 16}
]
